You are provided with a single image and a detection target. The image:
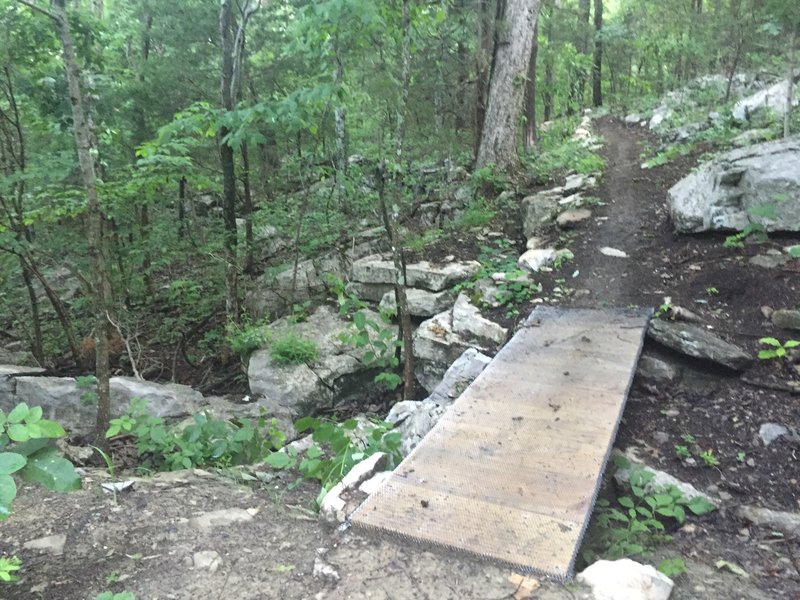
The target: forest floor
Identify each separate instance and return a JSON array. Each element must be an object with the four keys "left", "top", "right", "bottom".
[{"left": 1, "top": 117, "right": 799, "bottom": 600}]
